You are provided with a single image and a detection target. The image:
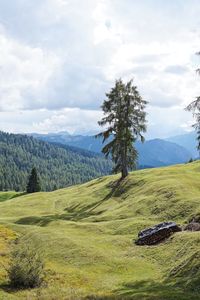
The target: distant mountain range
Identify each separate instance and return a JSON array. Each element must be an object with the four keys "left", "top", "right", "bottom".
[
  {"left": 0, "top": 130, "right": 196, "bottom": 192},
  {"left": 166, "top": 131, "right": 198, "bottom": 158},
  {"left": 136, "top": 139, "right": 192, "bottom": 167},
  {"left": 30, "top": 131, "right": 194, "bottom": 168}
]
